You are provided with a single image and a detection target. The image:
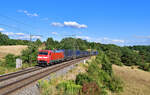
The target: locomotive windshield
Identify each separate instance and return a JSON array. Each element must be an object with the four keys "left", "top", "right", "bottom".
[{"left": 38, "top": 52, "right": 48, "bottom": 55}]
